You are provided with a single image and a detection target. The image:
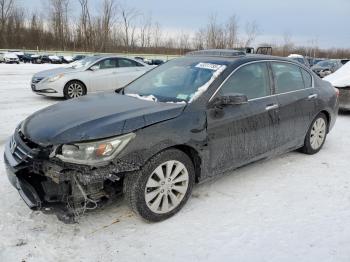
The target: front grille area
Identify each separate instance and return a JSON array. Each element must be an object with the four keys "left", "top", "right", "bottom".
[
  {"left": 32, "top": 77, "right": 44, "bottom": 84},
  {"left": 10, "top": 131, "right": 37, "bottom": 164}
]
